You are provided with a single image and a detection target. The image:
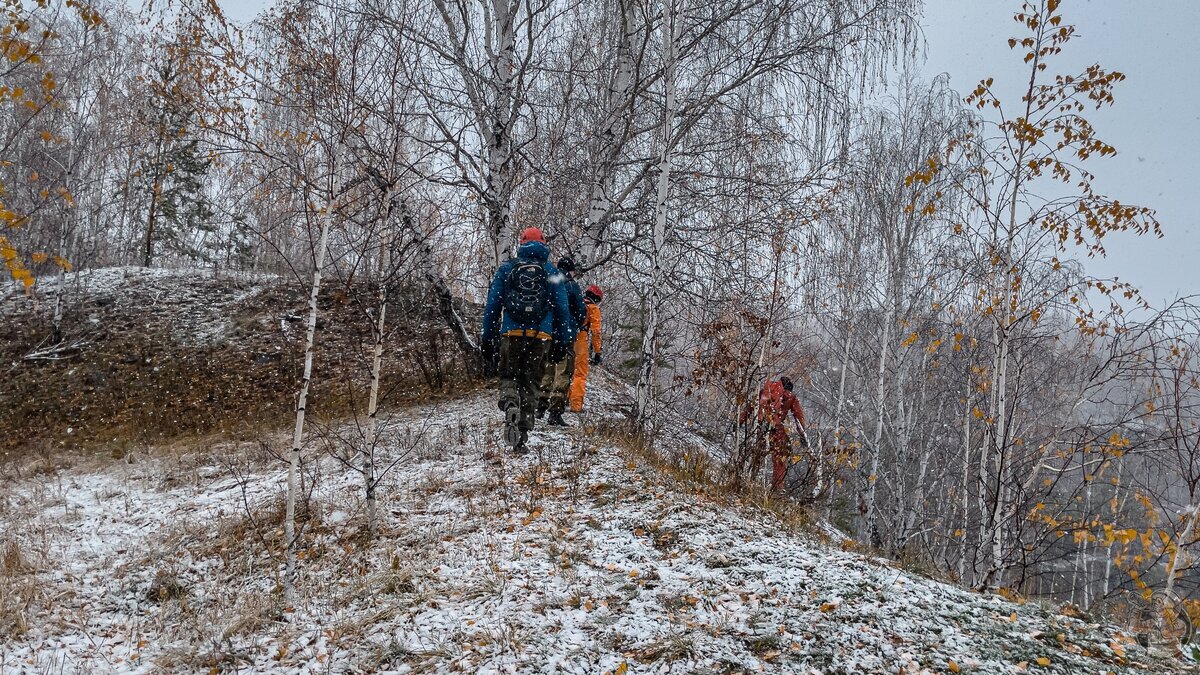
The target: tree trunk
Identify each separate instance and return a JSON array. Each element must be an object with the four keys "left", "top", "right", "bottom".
[
  {"left": 826, "top": 323, "right": 853, "bottom": 519},
  {"left": 486, "top": 0, "right": 518, "bottom": 271},
  {"left": 635, "top": 0, "right": 682, "bottom": 427},
  {"left": 50, "top": 146, "right": 78, "bottom": 345},
  {"left": 285, "top": 169, "right": 340, "bottom": 597},
  {"left": 1163, "top": 503, "right": 1199, "bottom": 598},
  {"left": 581, "top": 0, "right": 637, "bottom": 266},
  {"left": 364, "top": 185, "right": 397, "bottom": 535},
  {"left": 143, "top": 176, "right": 161, "bottom": 268},
  {"left": 860, "top": 305, "right": 891, "bottom": 547},
  {"left": 959, "top": 372, "right": 972, "bottom": 582}
]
